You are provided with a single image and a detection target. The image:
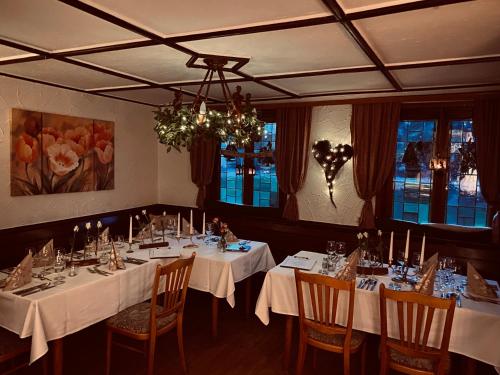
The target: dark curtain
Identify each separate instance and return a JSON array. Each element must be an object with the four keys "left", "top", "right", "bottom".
[
  {"left": 473, "top": 98, "right": 500, "bottom": 244},
  {"left": 275, "top": 106, "right": 312, "bottom": 220},
  {"left": 351, "top": 102, "right": 401, "bottom": 229},
  {"left": 190, "top": 136, "right": 218, "bottom": 209}
]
